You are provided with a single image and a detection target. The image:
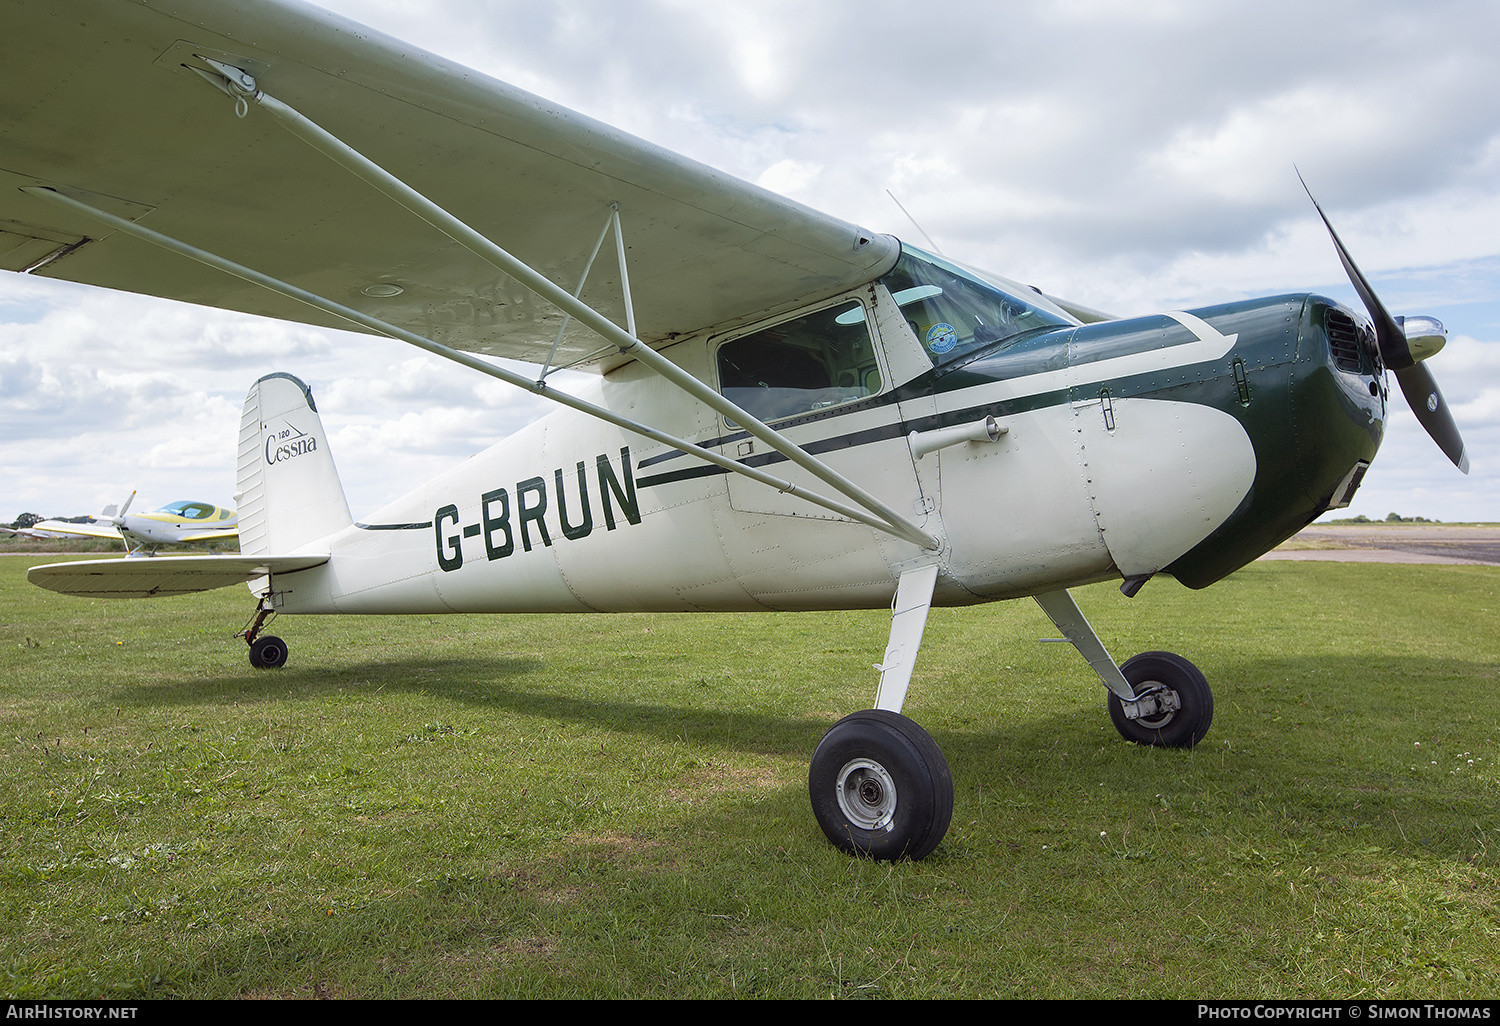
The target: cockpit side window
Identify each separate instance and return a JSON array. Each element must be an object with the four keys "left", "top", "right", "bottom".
[
  {"left": 883, "top": 246, "right": 1071, "bottom": 366},
  {"left": 716, "top": 300, "right": 882, "bottom": 424}
]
